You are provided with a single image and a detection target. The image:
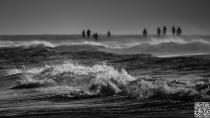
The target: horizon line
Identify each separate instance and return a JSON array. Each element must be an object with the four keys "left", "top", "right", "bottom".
[
  {"left": 0, "top": 33, "right": 210, "bottom": 36},
  {"left": 0, "top": 34, "right": 209, "bottom": 37}
]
